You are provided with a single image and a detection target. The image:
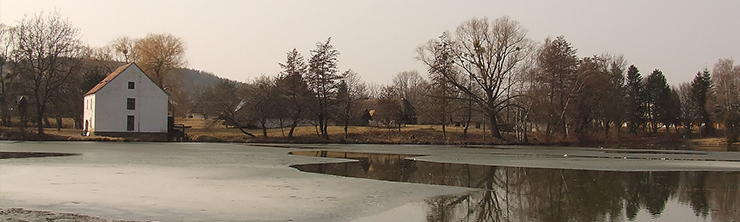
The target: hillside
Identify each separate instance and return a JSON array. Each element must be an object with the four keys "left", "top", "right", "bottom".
[{"left": 168, "top": 68, "right": 228, "bottom": 94}]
